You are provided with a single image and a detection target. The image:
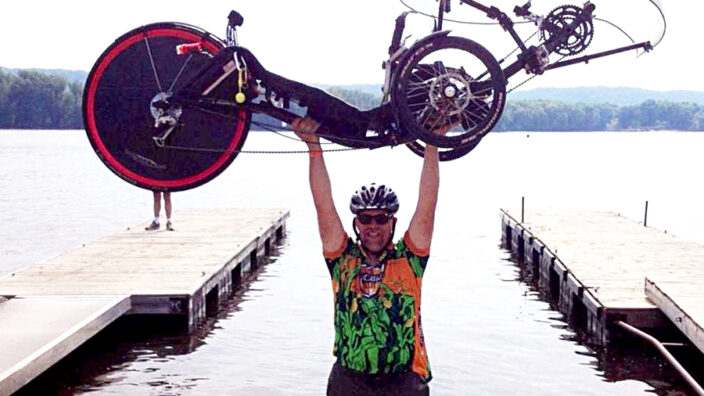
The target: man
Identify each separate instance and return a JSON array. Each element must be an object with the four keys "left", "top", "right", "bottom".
[
  {"left": 292, "top": 116, "right": 448, "bottom": 395},
  {"left": 145, "top": 191, "right": 174, "bottom": 231}
]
